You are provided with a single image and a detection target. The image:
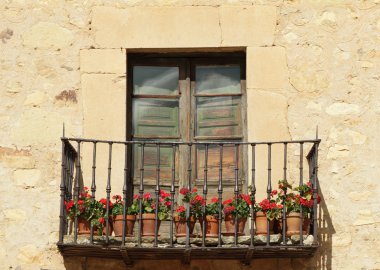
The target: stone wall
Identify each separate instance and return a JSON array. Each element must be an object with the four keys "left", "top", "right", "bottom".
[{"left": 0, "top": 0, "right": 379, "bottom": 269}]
